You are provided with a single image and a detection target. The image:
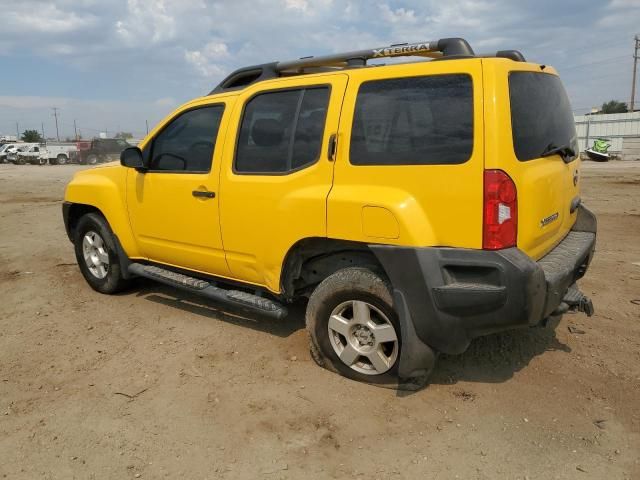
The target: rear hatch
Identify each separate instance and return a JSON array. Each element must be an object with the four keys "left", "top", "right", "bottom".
[{"left": 484, "top": 61, "right": 580, "bottom": 260}]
